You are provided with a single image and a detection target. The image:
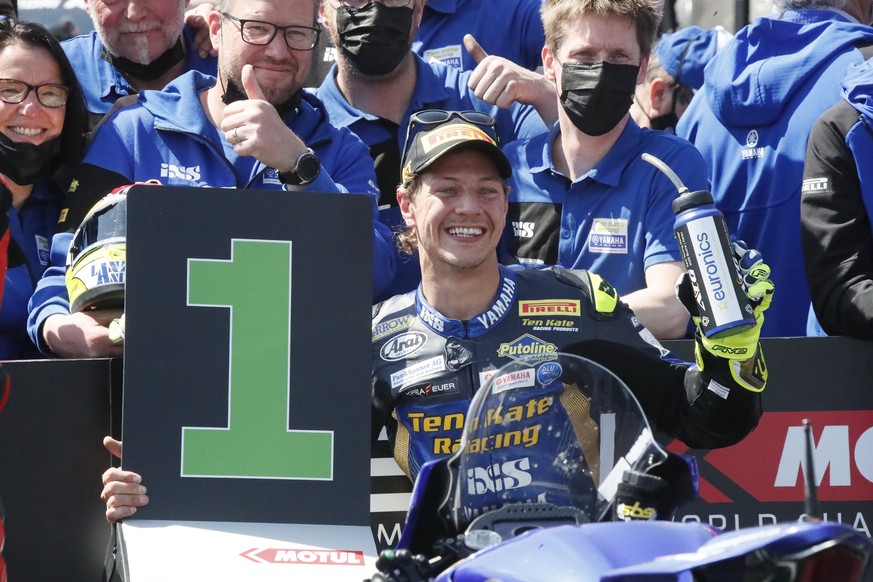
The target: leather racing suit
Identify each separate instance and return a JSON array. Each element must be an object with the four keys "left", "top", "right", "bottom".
[{"left": 372, "top": 265, "right": 764, "bottom": 481}]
